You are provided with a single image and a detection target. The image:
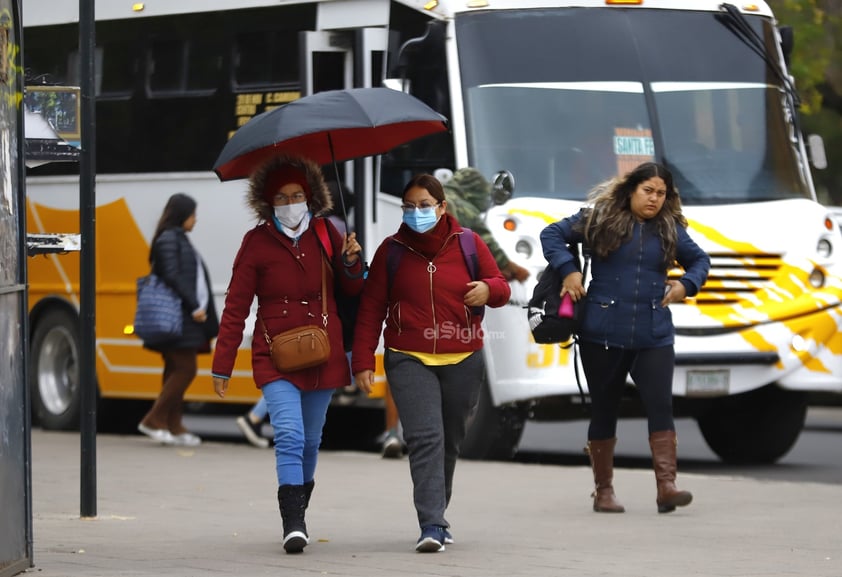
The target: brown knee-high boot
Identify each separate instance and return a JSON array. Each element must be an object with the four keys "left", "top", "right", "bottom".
[
  {"left": 586, "top": 438, "right": 625, "bottom": 513},
  {"left": 649, "top": 430, "right": 692, "bottom": 513}
]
